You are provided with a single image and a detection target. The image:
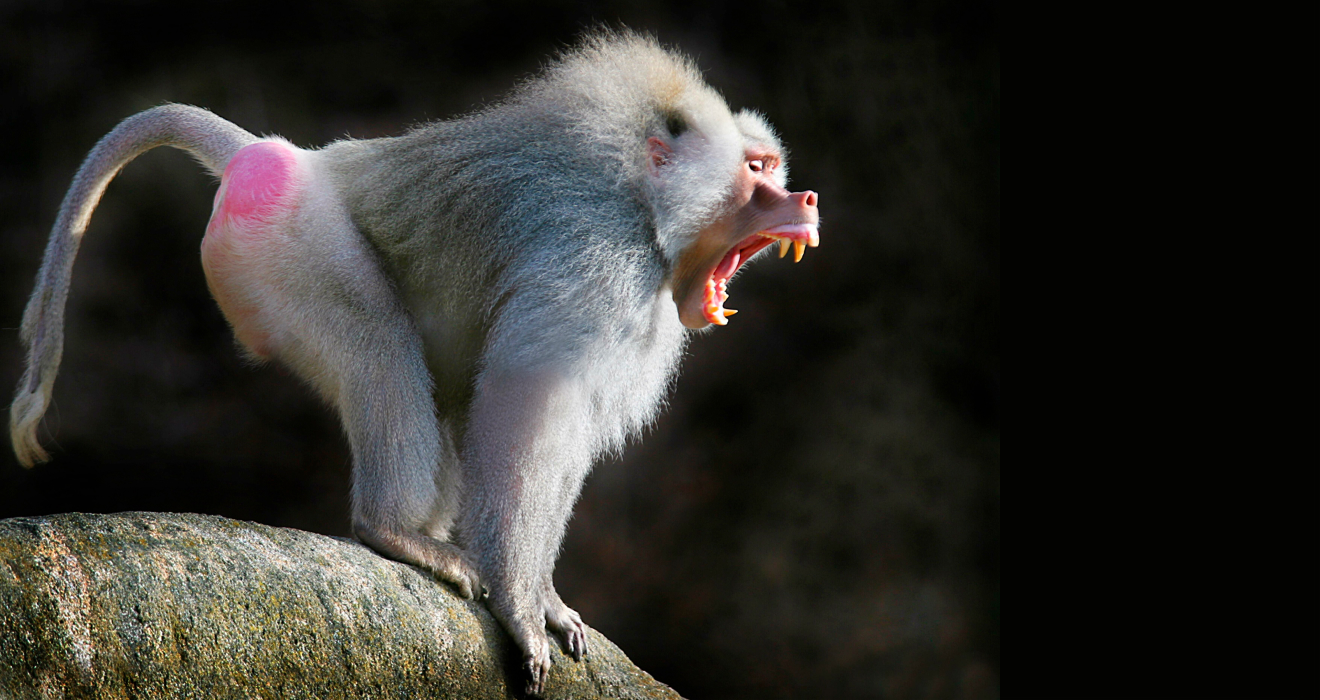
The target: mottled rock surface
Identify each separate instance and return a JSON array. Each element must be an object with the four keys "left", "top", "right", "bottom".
[{"left": 0, "top": 512, "right": 682, "bottom": 699}]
